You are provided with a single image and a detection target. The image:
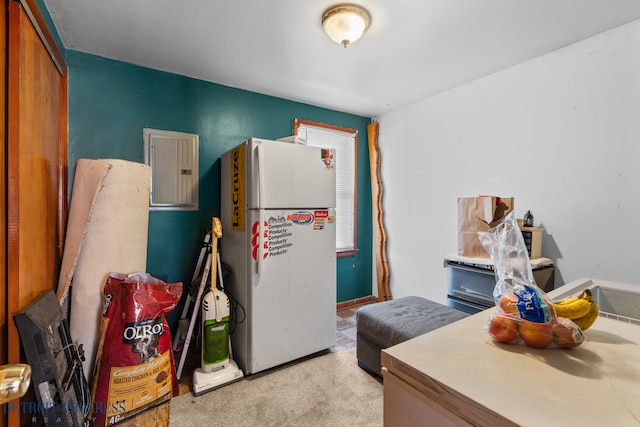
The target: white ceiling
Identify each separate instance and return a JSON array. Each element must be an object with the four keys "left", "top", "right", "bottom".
[{"left": 44, "top": 0, "right": 640, "bottom": 118}]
